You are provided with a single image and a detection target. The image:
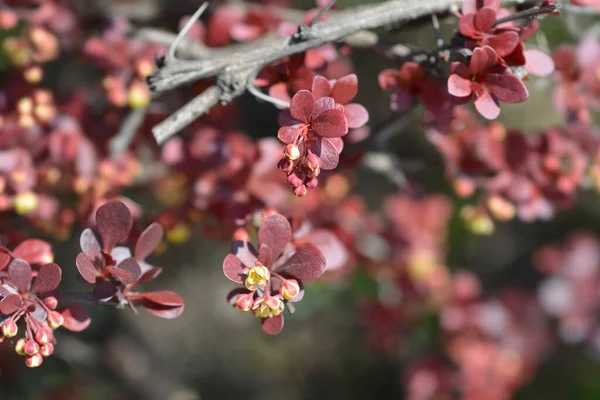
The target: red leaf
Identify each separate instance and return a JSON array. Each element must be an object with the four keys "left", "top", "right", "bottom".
[
  {"left": 135, "top": 291, "right": 185, "bottom": 319},
  {"left": 60, "top": 305, "right": 91, "bottom": 332},
  {"left": 448, "top": 74, "right": 473, "bottom": 98},
  {"left": 313, "top": 137, "right": 341, "bottom": 170},
  {"left": 258, "top": 214, "right": 292, "bottom": 260},
  {"left": 312, "top": 109, "right": 348, "bottom": 138},
  {"left": 96, "top": 200, "right": 133, "bottom": 251},
  {"left": 330, "top": 74, "right": 358, "bottom": 104},
  {"left": 473, "top": 7, "right": 496, "bottom": 33},
  {"left": 116, "top": 258, "right": 142, "bottom": 283},
  {"left": 135, "top": 223, "right": 164, "bottom": 261},
  {"left": 76, "top": 253, "right": 99, "bottom": 284},
  {"left": 8, "top": 259, "right": 32, "bottom": 293},
  {"left": 0, "top": 249, "right": 11, "bottom": 271},
  {"left": 106, "top": 265, "right": 134, "bottom": 282},
  {"left": 257, "top": 244, "right": 273, "bottom": 267},
  {"left": 12, "top": 239, "right": 53, "bottom": 265},
  {"left": 93, "top": 280, "right": 117, "bottom": 300},
  {"left": 470, "top": 46, "right": 498, "bottom": 76},
  {"left": 487, "top": 31, "right": 519, "bottom": 57},
  {"left": 30, "top": 263, "right": 62, "bottom": 294},
  {"left": 311, "top": 97, "right": 335, "bottom": 119},
  {"left": 277, "top": 125, "right": 301, "bottom": 144},
  {"left": 485, "top": 73, "right": 529, "bottom": 103},
  {"left": 80, "top": 228, "right": 102, "bottom": 260},
  {"left": 137, "top": 266, "right": 163, "bottom": 285},
  {"left": 0, "top": 294, "right": 22, "bottom": 314},
  {"left": 261, "top": 314, "right": 284, "bottom": 335},
  {"left": 458, "top": 14, "right": 476, "bottom": 37},
  {"left": 344, "top": 103, "right": 369, "bottom": 129},
  {"left": 223, "top": 254, "right": 246, "bottom": 283},
  {"left": 137, "top": 290, "right": 184, "bottom": 306},
  {"left": 290, "top": 90, "right": 315, "bottom": 122},
  {"left": 311, "top": 75, "right": 332, "bottom": 99},
  {"left": 278, "top": 245, "right": 326, "bottom": 281}
]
